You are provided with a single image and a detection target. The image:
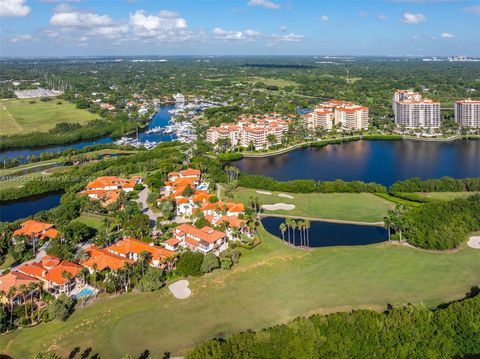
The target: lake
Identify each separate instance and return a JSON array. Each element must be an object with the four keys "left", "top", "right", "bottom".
[
  {"left": 0, "top": 104, "right": 175, "bottom": 160},
  {"left": 234, "top": 139, "right": 480, "bottom": 186},
  {"left": 0, "top": 192, "right": 63, "bottom": 222},
  {"left": 261, "top": 216, "right": 388, "bottom": 247}
]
